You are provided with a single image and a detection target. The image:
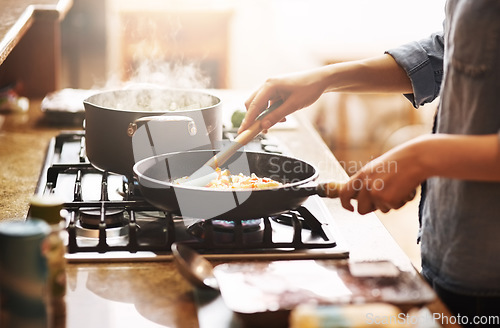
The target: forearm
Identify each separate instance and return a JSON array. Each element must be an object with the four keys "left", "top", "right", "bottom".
[
  {"left": 241, "top": 54, "right": 414, "bottom": 132},
  {"left": 321, "top": 54, "right": 413, "bottom": 94},
  {"left": 415, "top": 133, "right": 500, "bottom": 182},
  {"left": 338, "top": 133, "right": 500, "bottom": 214}
]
